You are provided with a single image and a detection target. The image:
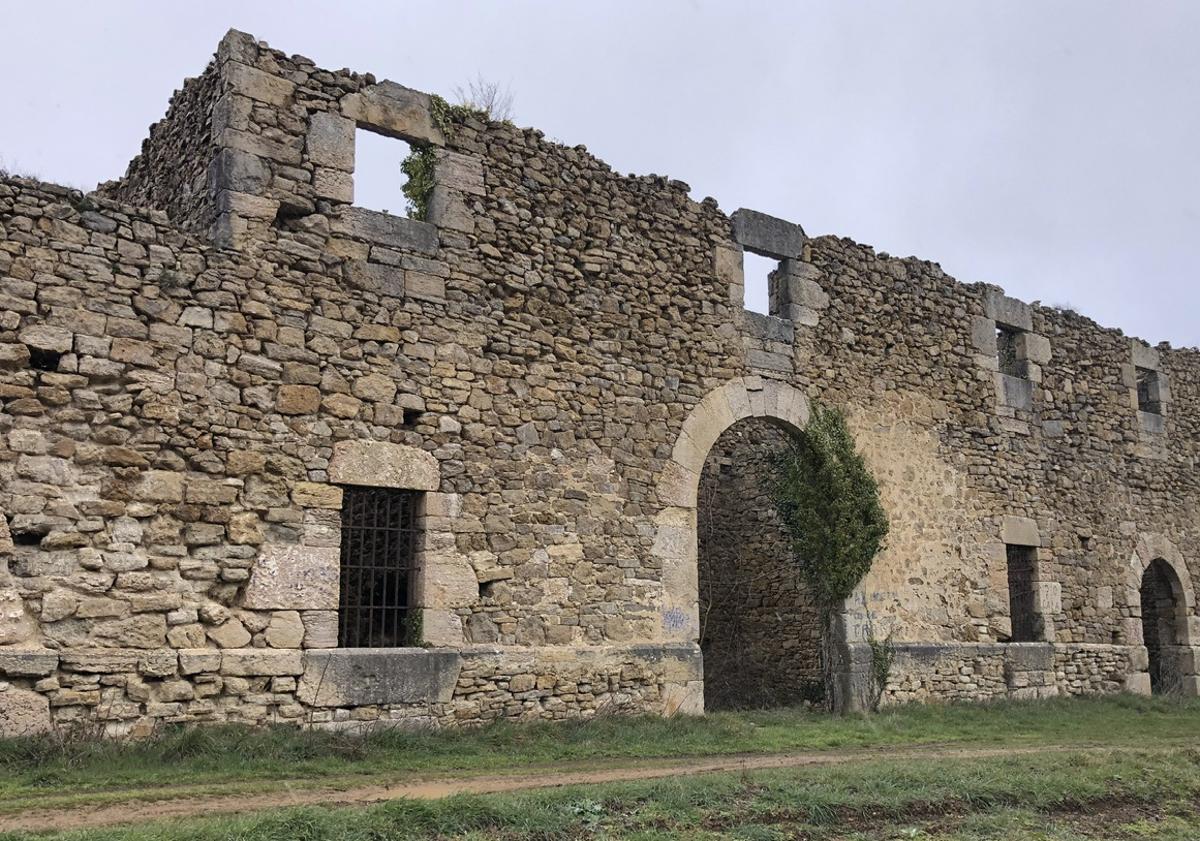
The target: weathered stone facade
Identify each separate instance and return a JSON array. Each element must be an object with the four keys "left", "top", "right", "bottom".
[{"left": 1, "top": 29, "right": 1198, "bottom": 735}]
